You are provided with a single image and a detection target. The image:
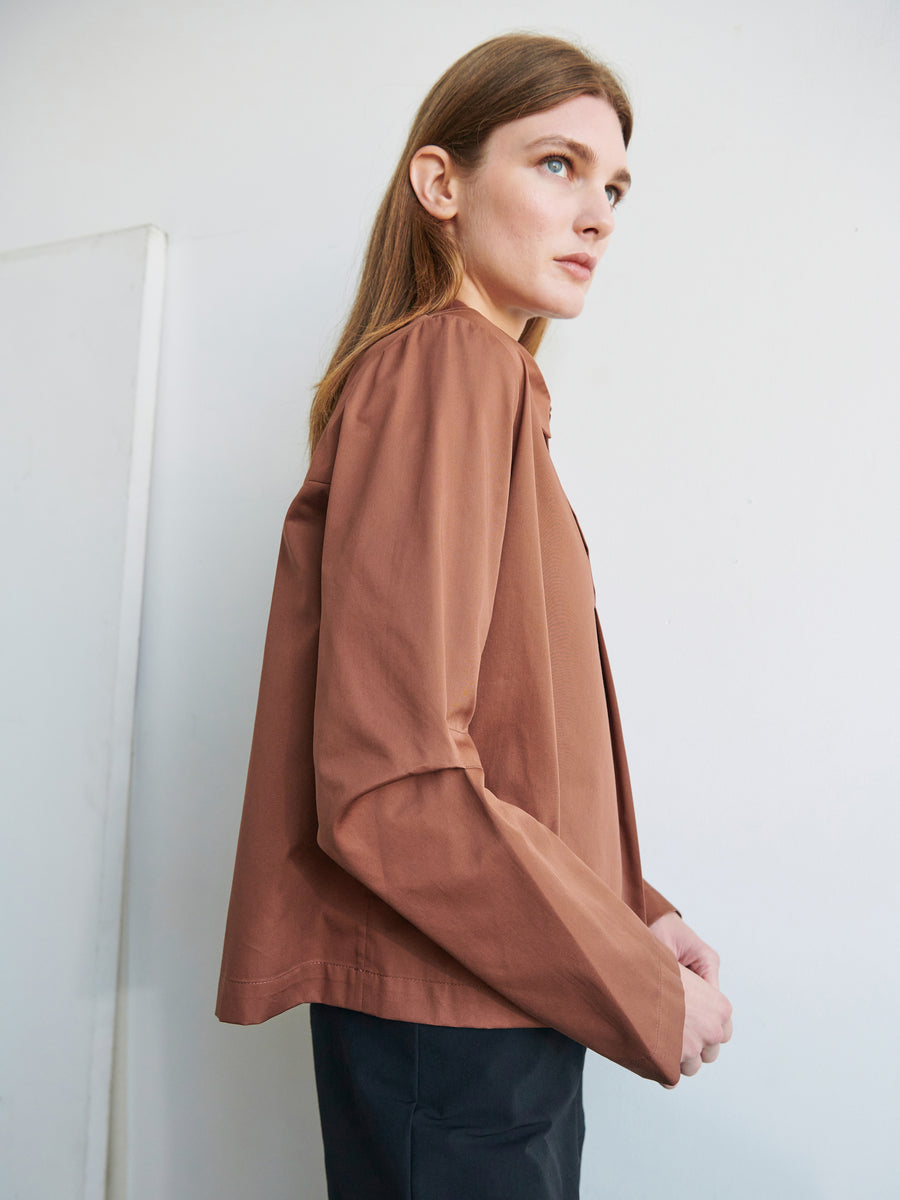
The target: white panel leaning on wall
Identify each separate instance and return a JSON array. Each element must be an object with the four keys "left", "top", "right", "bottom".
[{"left": 0, "top": 225, "right": 166, "bottom": 1200}]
